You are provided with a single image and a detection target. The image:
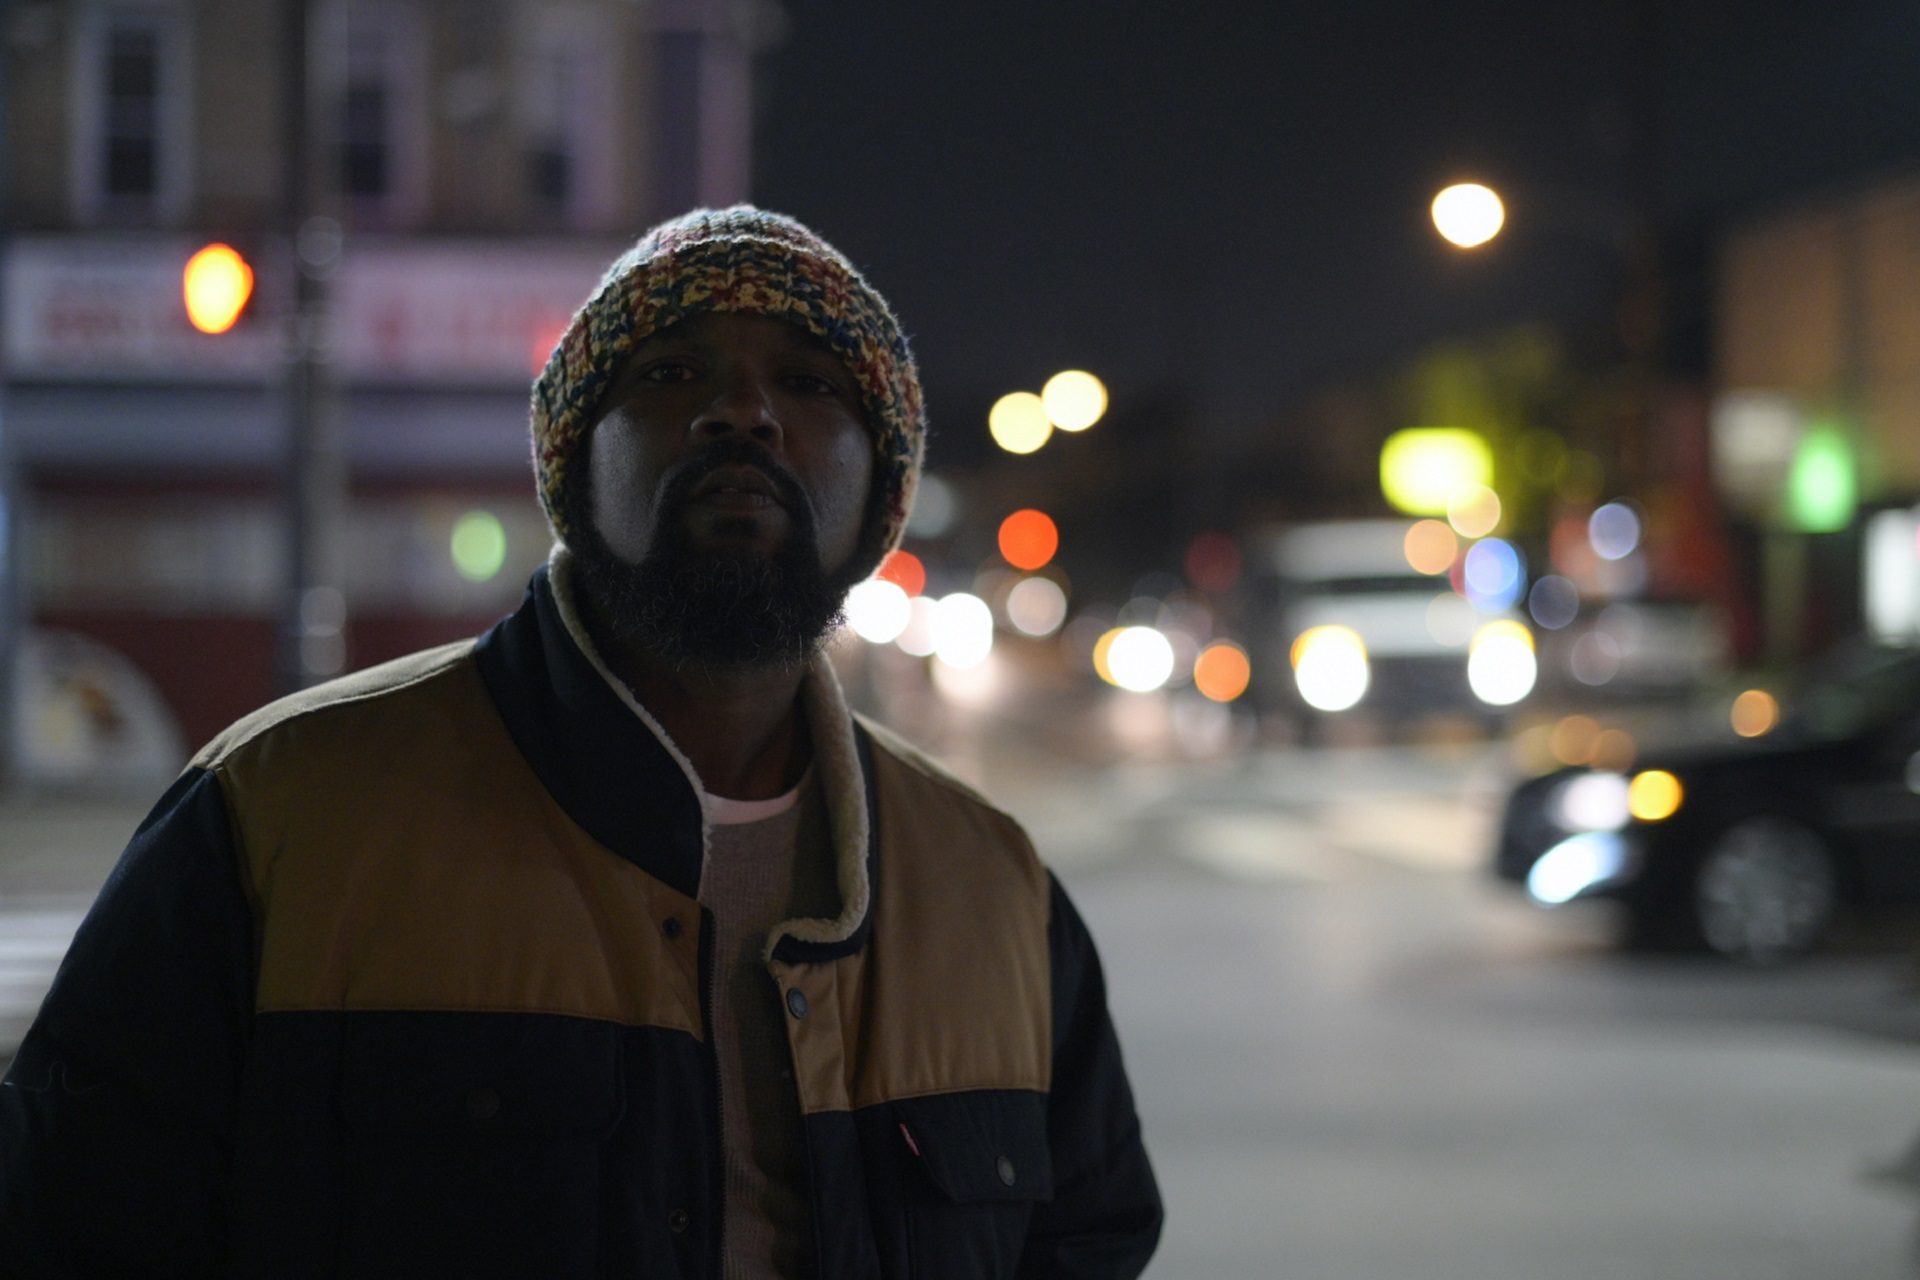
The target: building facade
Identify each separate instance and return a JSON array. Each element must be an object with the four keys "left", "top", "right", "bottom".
[{"left": 2, "top": 0, "right": 756, "bottom": 764}]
